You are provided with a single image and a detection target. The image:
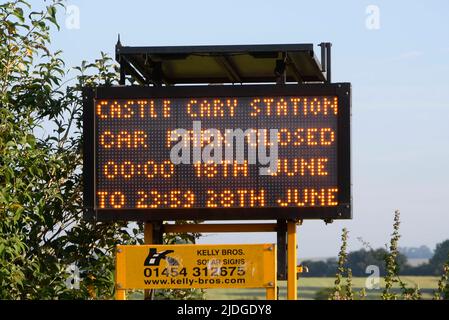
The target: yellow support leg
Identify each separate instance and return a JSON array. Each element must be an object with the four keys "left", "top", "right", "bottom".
[
  {"left": 266, "top": 287, "right": 276, "bottom": 300},
  {"left": 115, "top": 288, "right": 126, "bottom": 300},
  {"left": 144, "top": 222, "right": 153, "bottom": 244},
  {"left": 264, "top": 243, "right": 277, "bottom": 300},
  {"left": 115, "top": 245, "right": 126, "bottom": 300},
  {"left": 287, "top": 221, "right": 298, "bottom": 300}
]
